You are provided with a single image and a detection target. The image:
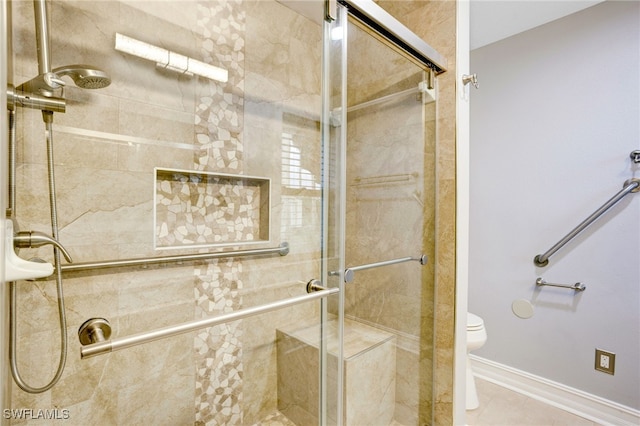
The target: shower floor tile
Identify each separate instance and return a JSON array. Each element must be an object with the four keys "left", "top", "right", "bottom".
[
  {"left": 255, "top": 411, "right": 296, "bottom": 426},
  {"left": 257, "top": 411, "right": 409, "bottom": 426},
  {"left": 257, "top": 379, "right": 599, "bottom": 426}
]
